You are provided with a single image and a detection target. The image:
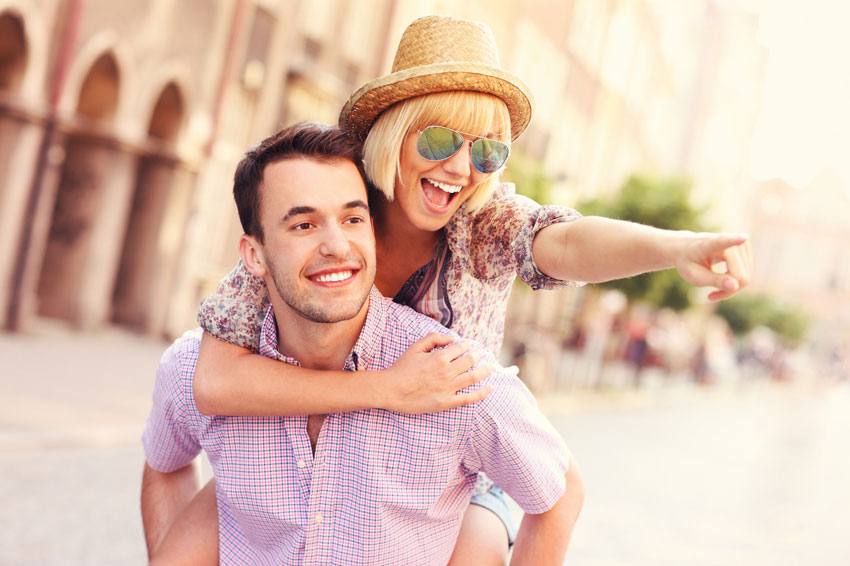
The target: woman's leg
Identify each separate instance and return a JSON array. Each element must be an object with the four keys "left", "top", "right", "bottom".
[
  {"left": 449, "top": 479, "right": 517, "bottom": 566},
  {"left": 150, "top": 478, "right": 219, "bottom": 566},
  {"left": 448, "top": 503, "right": 510, "bottom": 566}
]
